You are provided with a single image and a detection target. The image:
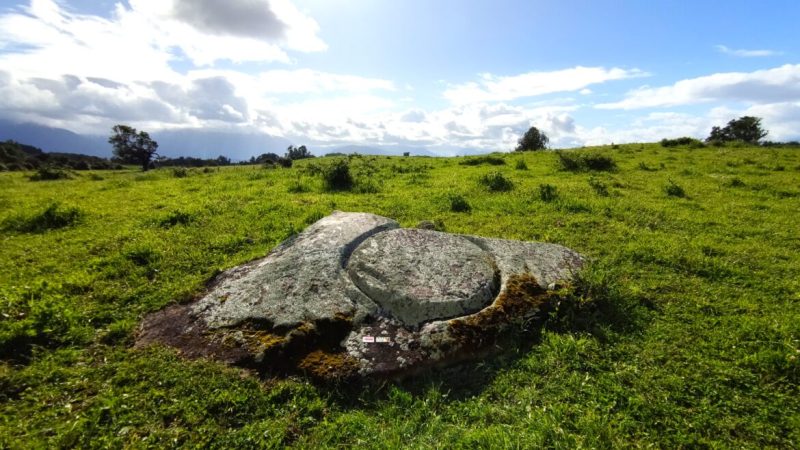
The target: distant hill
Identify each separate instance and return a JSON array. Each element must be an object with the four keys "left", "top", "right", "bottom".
[
  {"left": 0, "top": 140, "right": 119, "bottom": 170},
  {"left": 324, "top": 144, "right": 438, "bottom": 157},
  {"left": 0, "top": 119, "right": 494, "bottom": 161},
  {"left": 150, "top": 129, "right": 292, "bottom": 161},
  {"left": 0, "top": 120, "right": 292, "bottom": 162},
  {"left": 0, "top": 120, "right": 108, "bottom": 156},
  {"left": 324, "top": 144, "right": 491, "bottom": 157}
]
